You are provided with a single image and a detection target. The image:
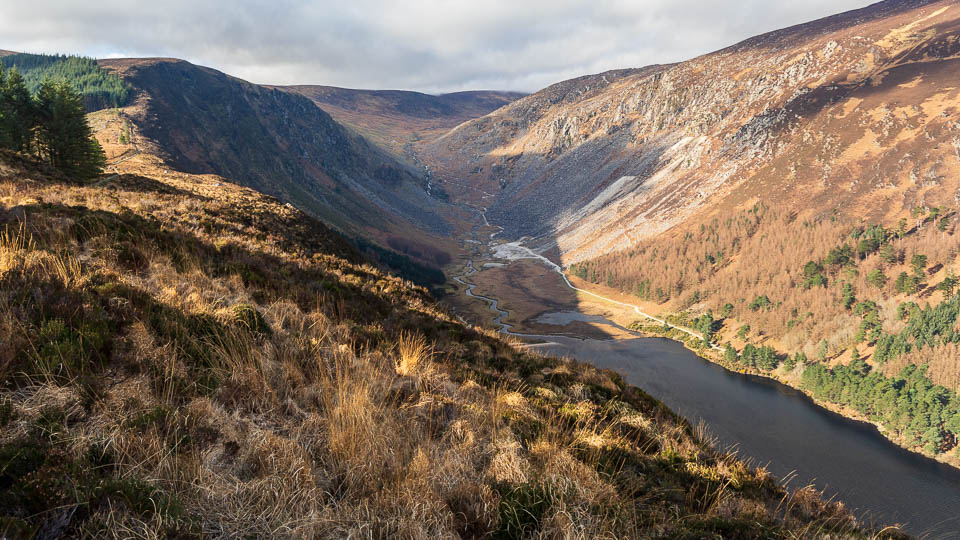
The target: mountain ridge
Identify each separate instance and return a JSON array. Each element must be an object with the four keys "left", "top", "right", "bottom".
[
  {"left": 97, "top": 56, "right": 458, "bottom": 243},
  {"left": 276, "top": 84, "right": 525, "bottom": 165},
  {"left": 424, "top": 0, "right": 959, "bottom": 262}
]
